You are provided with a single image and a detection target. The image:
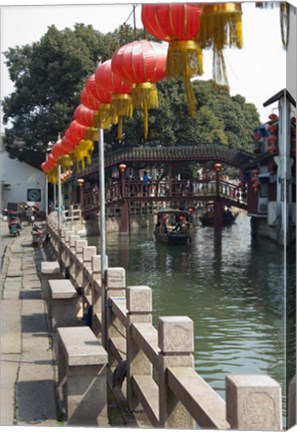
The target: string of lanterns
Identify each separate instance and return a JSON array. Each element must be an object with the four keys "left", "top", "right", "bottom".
[{"left": 41, "top": 2, "right": 288, "bottom": 187}]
